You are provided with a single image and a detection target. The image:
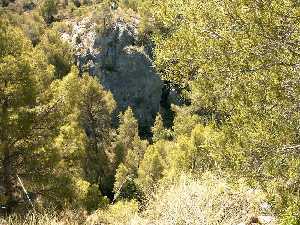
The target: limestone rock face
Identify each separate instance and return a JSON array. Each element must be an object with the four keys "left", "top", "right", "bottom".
[{"left": 61, "top": 11, "right": 162, "bottom": 135}]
